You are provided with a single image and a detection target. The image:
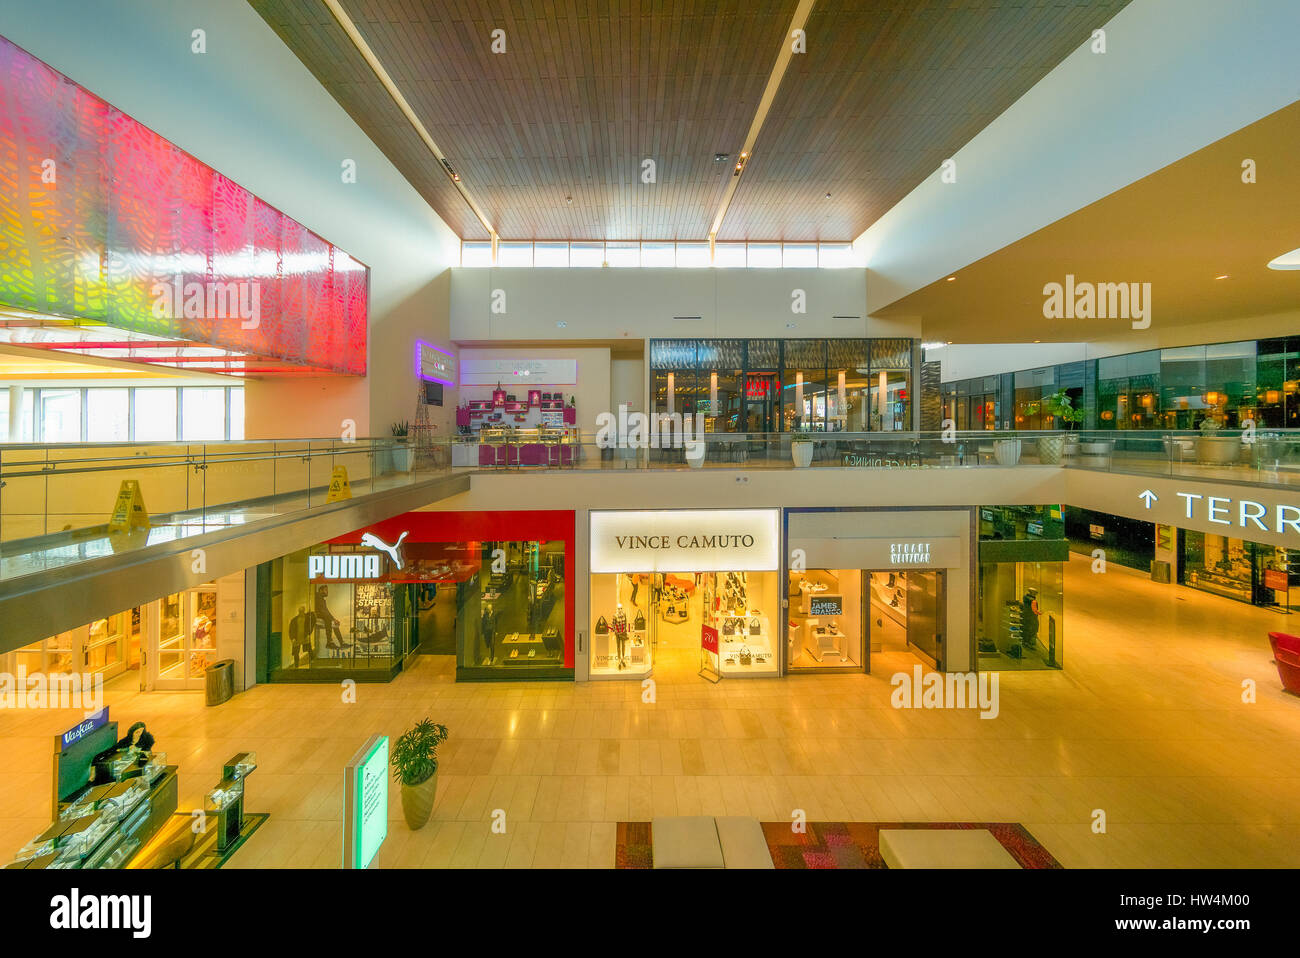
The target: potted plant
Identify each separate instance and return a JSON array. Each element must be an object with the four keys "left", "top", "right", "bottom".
[
  {"left": 391, "top": 421, "right": 412, "bottom": 472},
  {"left": 1196, "top": 416, "right": 1241, "bottom": 464},
  {"left": 391, "top": 718, "right": 448, "bottom": 831},
  {"left": 790, "top": 434, "right": 814, "bottom": 467},
  {"left": 1040, "top": 389, "right": 1085, "bottom": 463}
]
